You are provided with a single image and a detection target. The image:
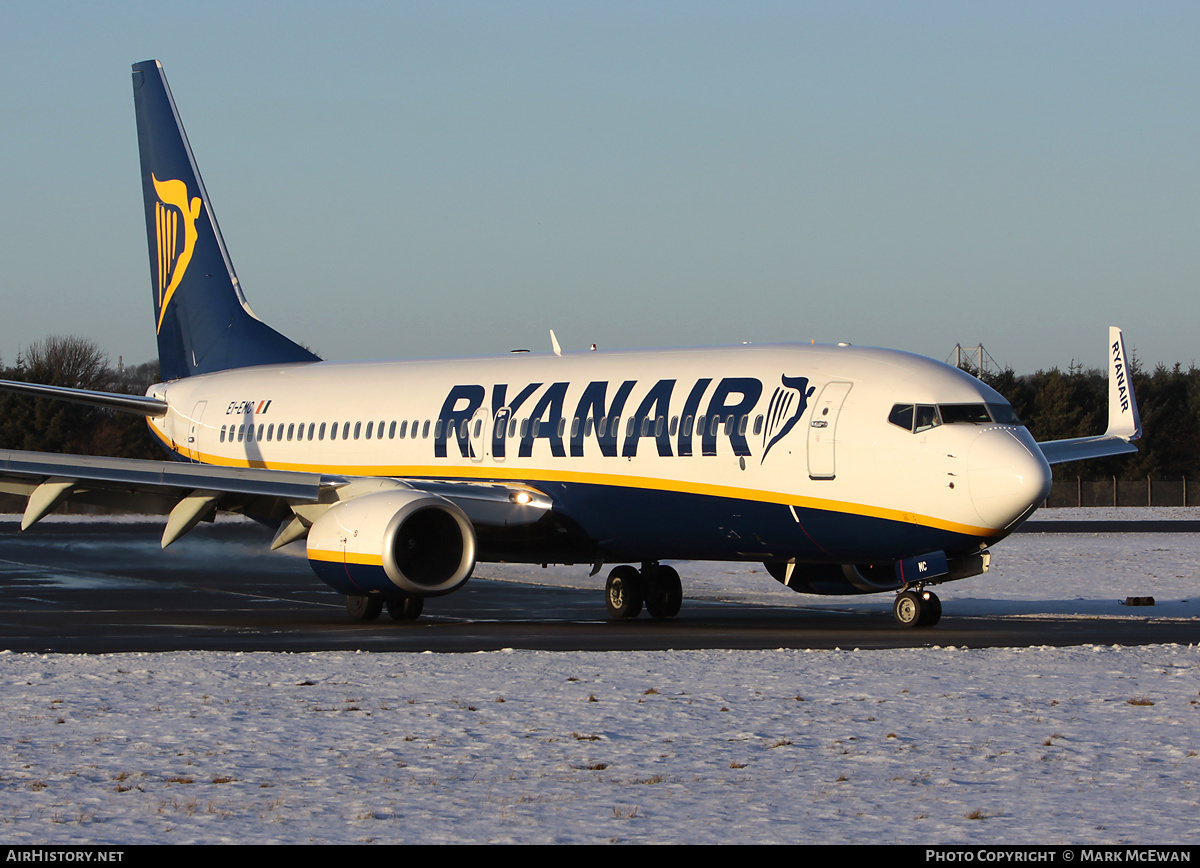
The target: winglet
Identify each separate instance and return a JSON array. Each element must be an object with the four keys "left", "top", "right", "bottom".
[
  {"left": 1036, "top": 326, "right": 1141, "bottom": 465},
  {"left": 1106, "top": 326, "right": 1141, "bottom": 440}
]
